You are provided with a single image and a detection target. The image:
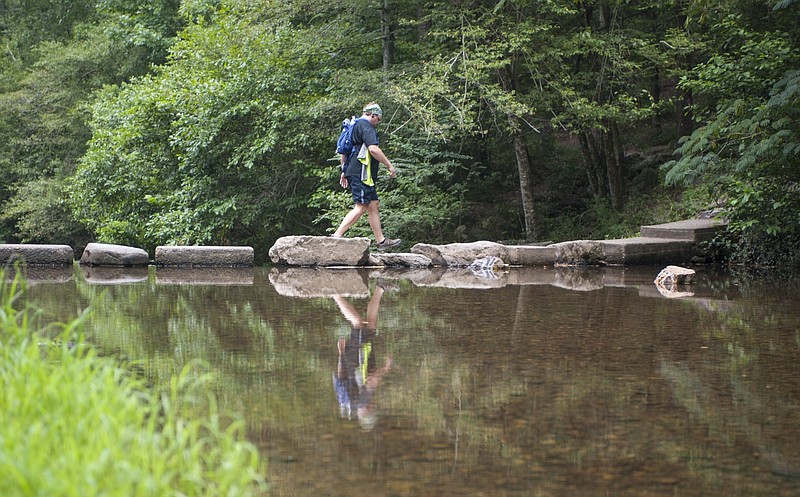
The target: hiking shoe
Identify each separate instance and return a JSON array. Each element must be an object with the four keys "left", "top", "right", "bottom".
[{"left": 376, "top": 238, "right": 401, "bottom": 250}]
